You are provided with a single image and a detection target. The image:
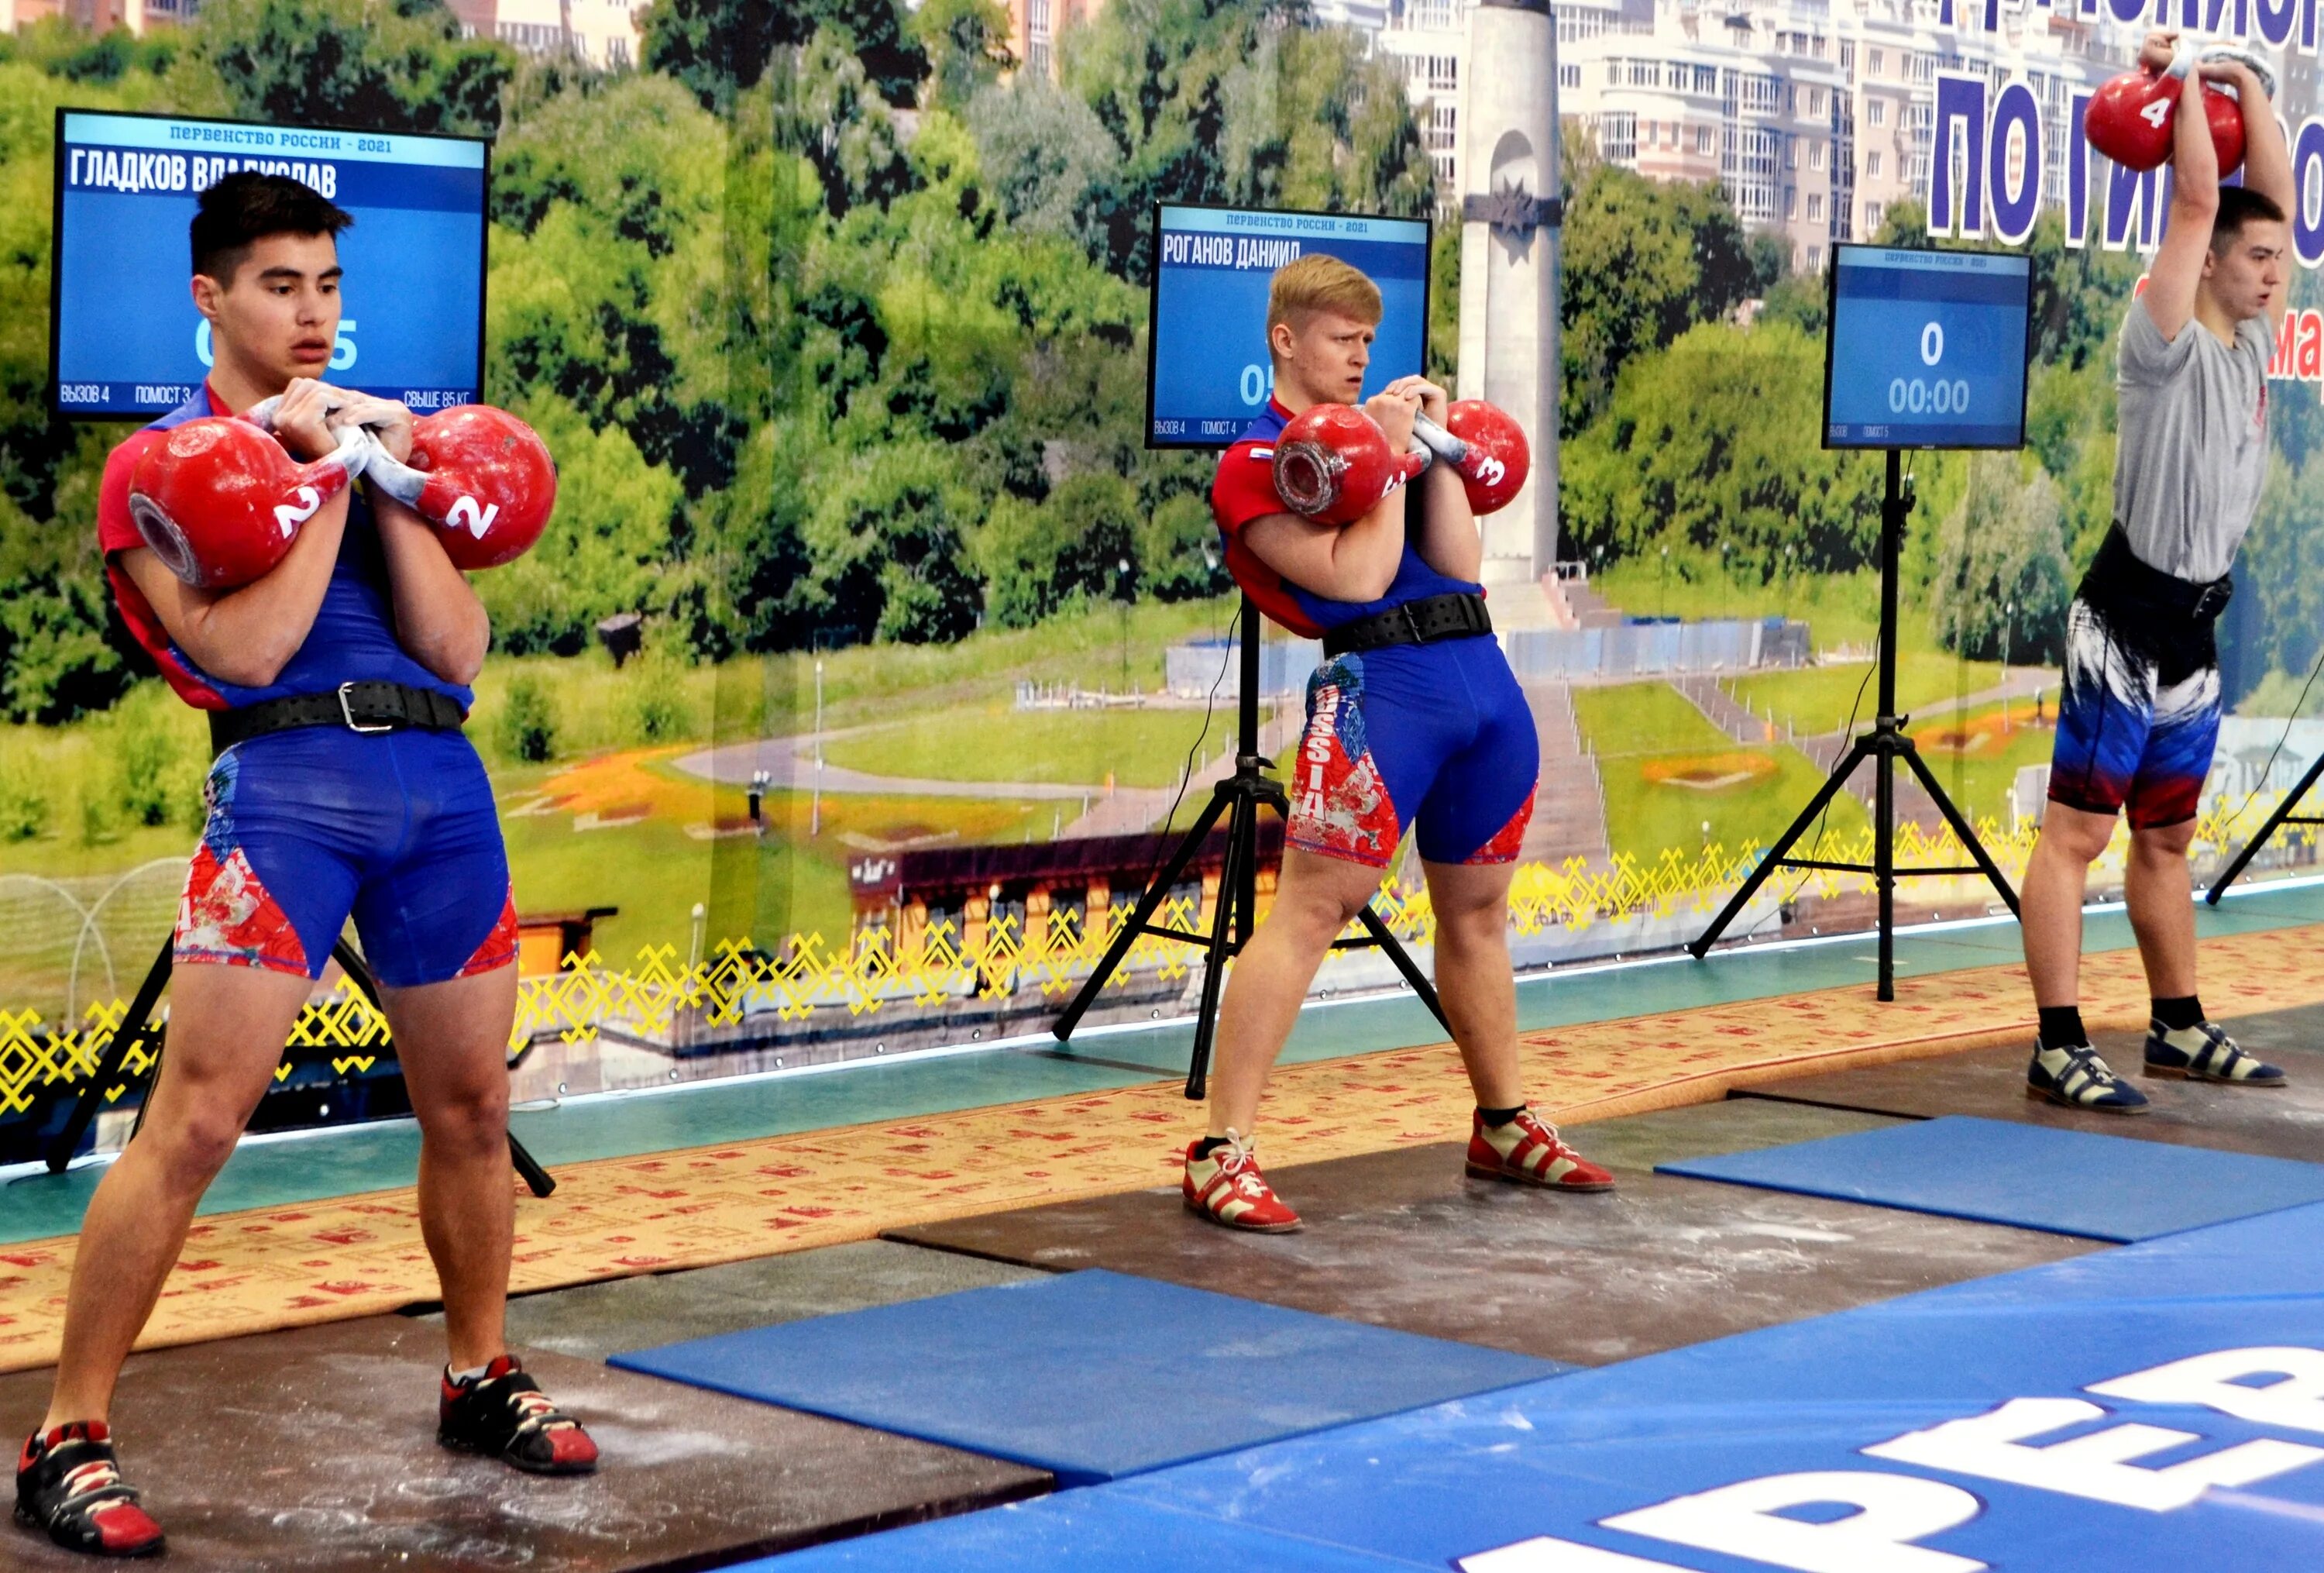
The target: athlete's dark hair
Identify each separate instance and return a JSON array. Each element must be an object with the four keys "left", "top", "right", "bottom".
[
  {"left": 191, "top": 172, "right": 354, "bottom": 282},
  {"left": 2212, "top": 186, "right": 2287, "bottom": 255}
]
